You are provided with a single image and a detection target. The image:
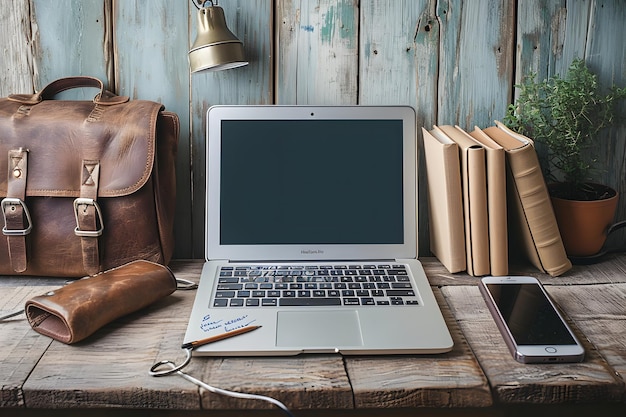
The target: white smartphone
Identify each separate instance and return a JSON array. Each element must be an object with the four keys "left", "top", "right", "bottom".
[{"left": 479, "top": 276, "right": 584, "bottom": 364}]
